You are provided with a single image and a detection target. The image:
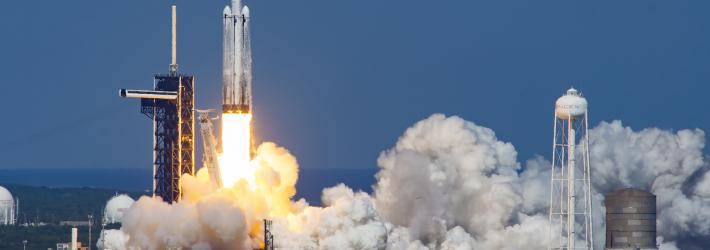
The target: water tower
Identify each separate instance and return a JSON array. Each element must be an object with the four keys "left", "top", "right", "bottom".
[{"left": 549, "top": 88, "right": 594, "bottom": 249}]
